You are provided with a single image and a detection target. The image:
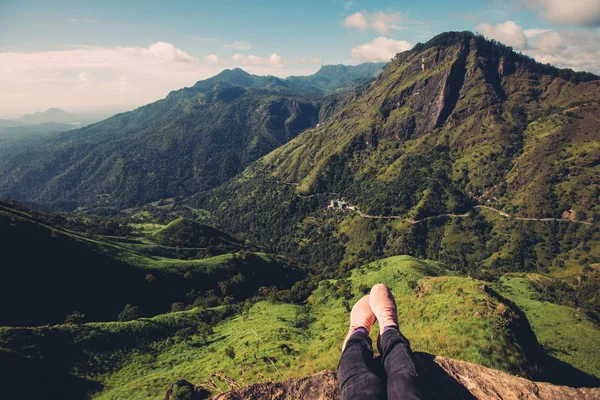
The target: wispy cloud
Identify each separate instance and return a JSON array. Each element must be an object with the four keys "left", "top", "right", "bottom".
[
  {"left": 521, "top": 0, "right": 600, "bottom": 27},
  {"left": 231, "top": 53, "right": 284, "bottom": 68},
  {"left": 476, "top": 21, "right": 528, "bottom": 49},
  {"left": 343, "top": 11, "right": 405, "bottom": 35},
  {"left": 0, "top": 42, "right": 296, "bottom": 116},
  {"left": 351, "top": 36, "right": 412, "bottom": 61},
  {"left": 476, "top": 20, "right": 600, "bottom": 73}
]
